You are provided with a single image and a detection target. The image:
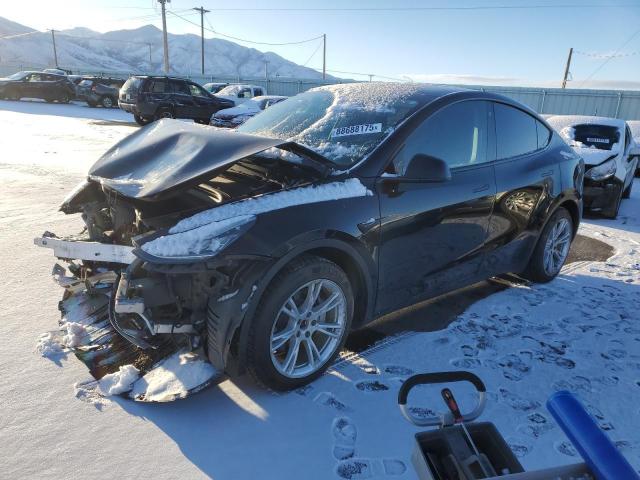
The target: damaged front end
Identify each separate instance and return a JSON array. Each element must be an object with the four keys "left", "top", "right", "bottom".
[{"left": 35, "top": 120, "right": 326, "bottom": 400}]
